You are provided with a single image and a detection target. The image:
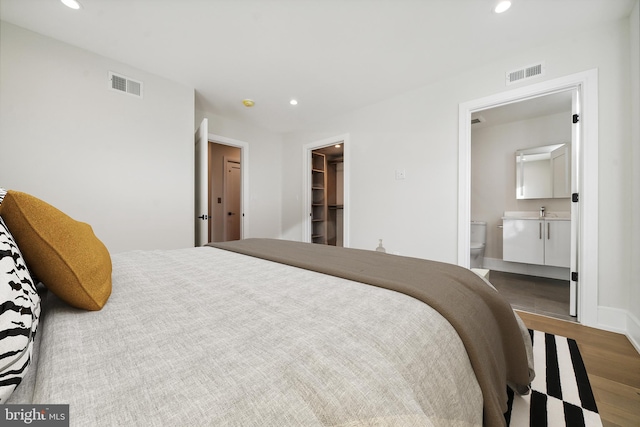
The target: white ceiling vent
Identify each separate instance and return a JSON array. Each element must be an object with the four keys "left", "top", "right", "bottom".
[
  {"left": 506, "top": 62, "right": 545, "bottom": 86},
  {"left": 109, "top": 72, "right": 143, "bottom": 98}
]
